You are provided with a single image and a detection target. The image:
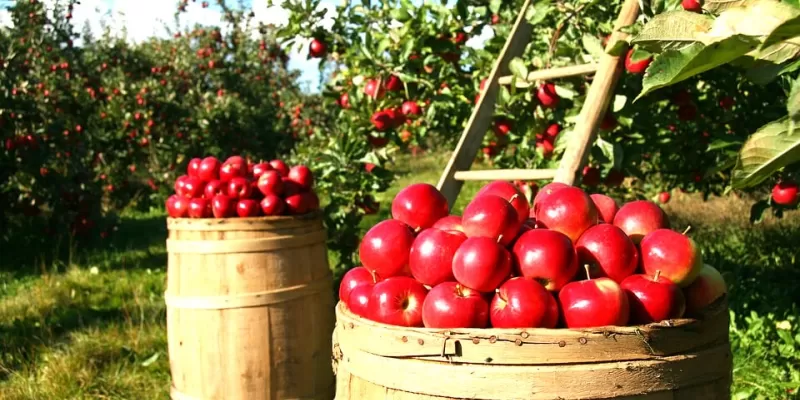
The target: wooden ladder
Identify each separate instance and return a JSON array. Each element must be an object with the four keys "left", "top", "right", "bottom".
[{"left": 436, "top": 0, "right": 641, "bottom": 208}]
